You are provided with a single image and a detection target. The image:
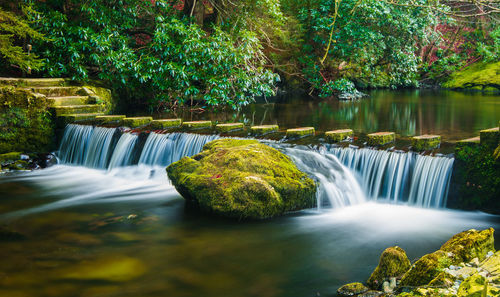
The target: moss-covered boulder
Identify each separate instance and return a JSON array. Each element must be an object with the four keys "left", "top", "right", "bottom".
[
  {"left": 0, "top": 87, "right": 54, "bottom": 154},
  {"left": 337, "top": 282, "right": 369, "bottom": 297},
  {"left": 166, "top": 139, "right": 316, "bottom": 219},
  {"left": 367, "top": 246, "right": 411, "bottom": 289},
  {"left": 400, "top": 250, "right": 447, "bottom": 287},
  {"left": 457, "top": 273, "right": 488, "bottom": 297},
  {"left": 444, "top": 61, "right": 500, "bottom": 92},
  {"left": 440, "top": 228, "right": 495, "bottom": 263}
]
